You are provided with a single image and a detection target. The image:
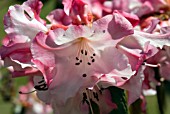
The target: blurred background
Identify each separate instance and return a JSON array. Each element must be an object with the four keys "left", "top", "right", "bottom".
[{"left": 0, "top": 0, "right": 170, "bottom": 114}]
